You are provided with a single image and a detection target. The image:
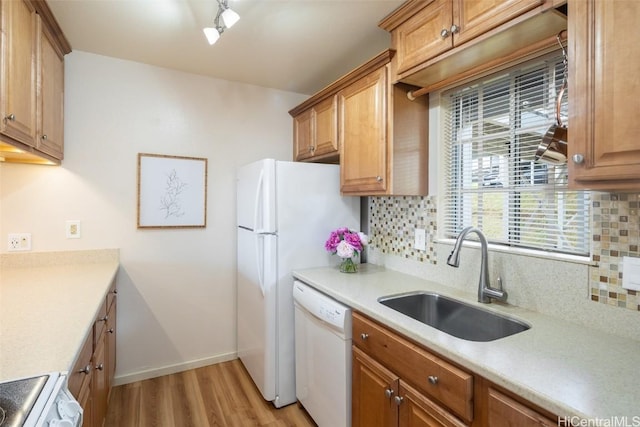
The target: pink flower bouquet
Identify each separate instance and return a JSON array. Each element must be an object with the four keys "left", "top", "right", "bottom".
[{"left": 325, "top": 228, "right": 368, "bottom": 273}]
